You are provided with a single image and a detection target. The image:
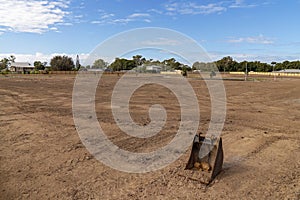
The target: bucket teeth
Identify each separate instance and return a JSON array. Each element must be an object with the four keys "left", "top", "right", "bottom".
[
  {"left": 185, "top": 134, "right": 224, "bottom": 184},
  {"left": 193, "top": 162, "right": 211, "bottom": 171}
]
